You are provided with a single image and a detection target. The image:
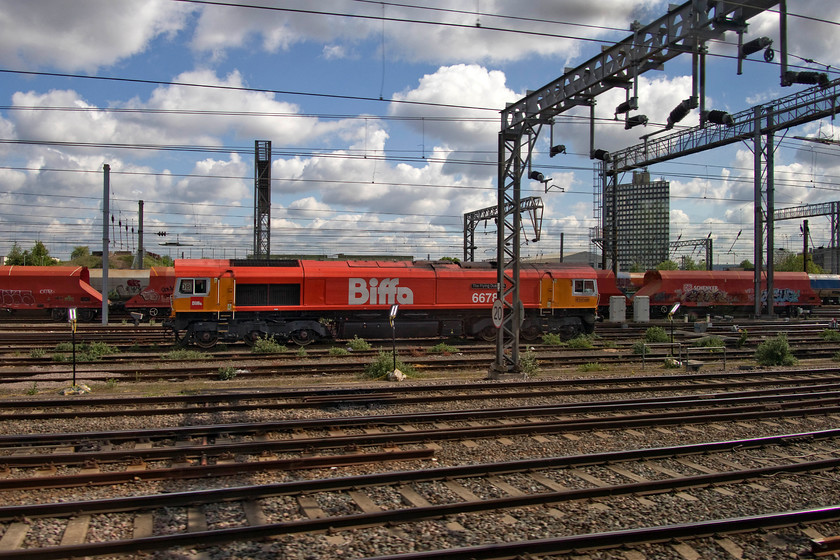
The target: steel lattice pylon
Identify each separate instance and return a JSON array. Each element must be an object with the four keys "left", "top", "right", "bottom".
[{"left": 254, "top": 140, "right": 271, "bottom": 259}]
